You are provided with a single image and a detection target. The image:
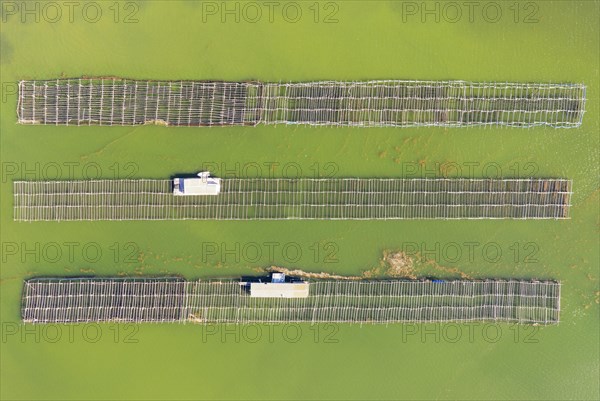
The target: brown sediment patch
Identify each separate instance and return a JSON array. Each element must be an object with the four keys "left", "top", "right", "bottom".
[
  {"left": 362, "top": 265, "right": 382, "bottom": 279},
  {"left": 377, "top": 250, "right": 471, "bottom": 279},
  {"left": 267, "top": 248, "right": 472, "bottom": 281},
  {"left": 144, "top": 119, "right": 169, "bottom": 127},
  {"left": 412, "top": 250, "right": 473, "bottom": 279},
  {"left": 266, "top": 266, "right": 362, "bottom": 280},
  {"left": 132, "top": 264, "right": 148, "bottom": 276},
  {"left": 268, "top": 251, "right": 416, "bottom": 280},
  {"left": 381, "top": 250, "right": 417, "bottom": 279},
  {"left": 358, "top": 251, "right": 411, "bottom": 278}
]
